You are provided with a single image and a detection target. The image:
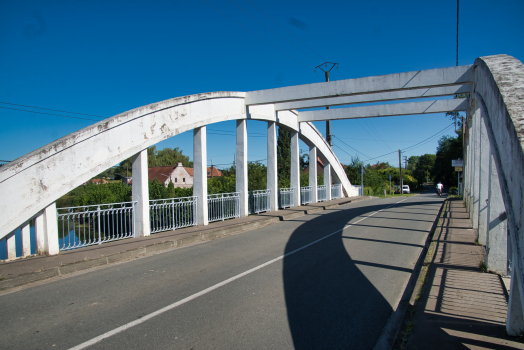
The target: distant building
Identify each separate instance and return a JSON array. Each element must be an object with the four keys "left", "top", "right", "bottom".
[
  {"left": 132, "top": 162, "right": 223, "bottom": 188},
  {"left": 89, "top": 178, "right": 108, "bottom": 185}
]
